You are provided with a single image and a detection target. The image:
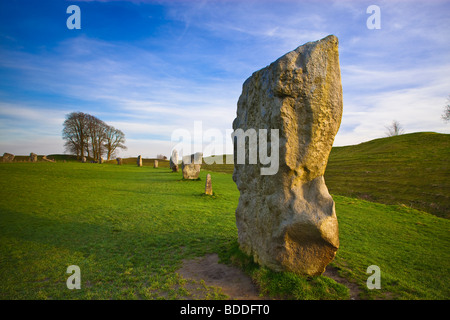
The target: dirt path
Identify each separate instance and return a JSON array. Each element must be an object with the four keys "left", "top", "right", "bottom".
[{"left": 177, "top": 253, "right": 265, "bottom": 300}]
